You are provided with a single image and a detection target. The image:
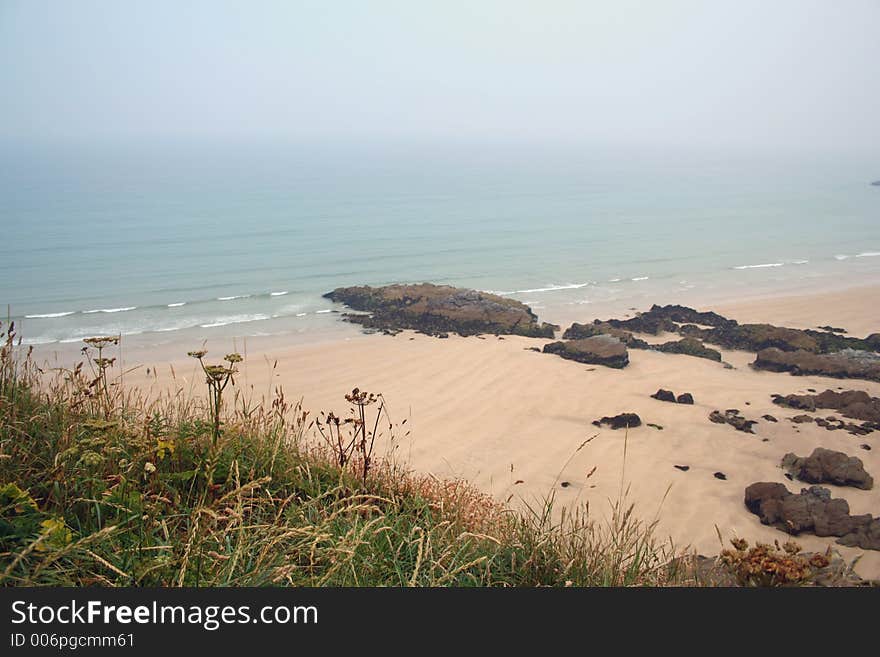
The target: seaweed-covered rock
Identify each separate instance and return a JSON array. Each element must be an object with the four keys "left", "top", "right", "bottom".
[
  {"left": 323, "top": 284, "right": 558, "bottom": 338},
  {"left": 744, "top": 483, "right": 880, "bottom": 550},
  {"left": 593, "top": 413, "right": 641, "bottom": 430},
  {"left": 754, "top": 348, "right": 880, "bottom": 382},
  {"left": 781, "top": 448, "right": 874, "bottom": 490},
  {"left": 585, "top": 304, "right": 879, "bottom": 355},
  {"left": 543, "top": 336, "right": 629, "bottom": 369},
  {"left": 655, "top": 337, "right": 722, "bottom": 362},
  {"left": 651, "top": 389, "right": 676, "bottom": 402},
  {"left": 646, "top": 304, "right": 737, "bottom": 329},
  {"left": 561, "top": 322, "right": 650, "bottom": 349}
]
